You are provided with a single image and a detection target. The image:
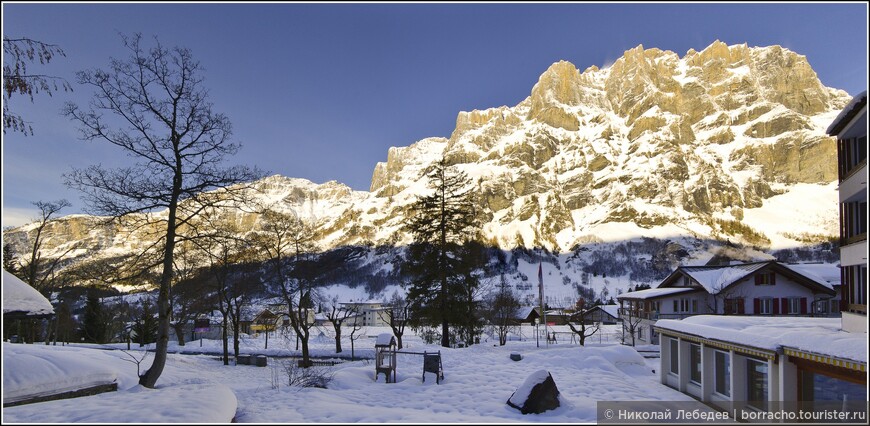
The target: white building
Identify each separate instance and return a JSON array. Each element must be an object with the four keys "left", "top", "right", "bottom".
[
  {"left": 827, "top": 90, "right": 867, "bottom": 333},
  {"left": 655, "top": 316, "right": 865, "bottom": 412},
  {"left": 617, "top": 261, "right": 838, "bottom": 344},
  {"left": 340, "top": 301, "right": 391, "bottom": 327}
]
